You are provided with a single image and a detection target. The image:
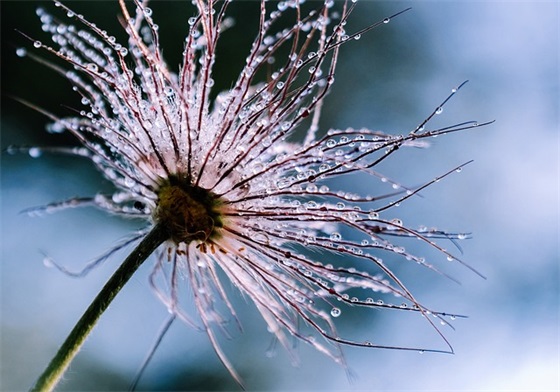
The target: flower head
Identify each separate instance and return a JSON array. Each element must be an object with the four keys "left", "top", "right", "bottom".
[{"left": 19, "top": 0, "right": 488, "bottom": 385}]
